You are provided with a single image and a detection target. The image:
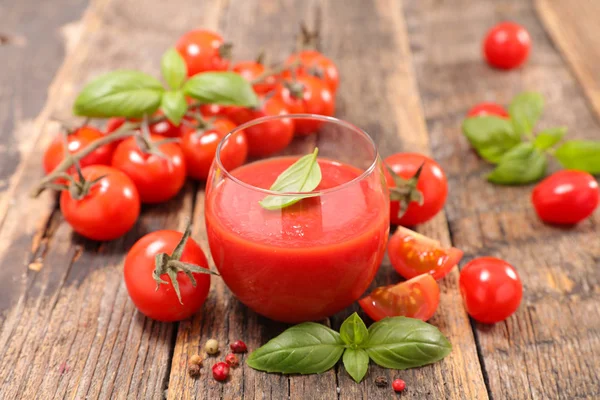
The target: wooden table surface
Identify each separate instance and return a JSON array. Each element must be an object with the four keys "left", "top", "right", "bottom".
[{"left": 1, "top": 0, "right": 599, "bottom": 399}]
